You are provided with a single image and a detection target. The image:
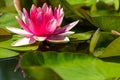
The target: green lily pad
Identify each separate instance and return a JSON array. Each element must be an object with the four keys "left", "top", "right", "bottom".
[
  {"left": 92, "top": 16, "right": 120, "bottom": 32},
  {"left": 0, "top": 28, "right": 12, "bottom": 41},
  {"left": 66, "top": 0, "right": 96, "bottom": 6},
  {"left": 0, "top": 28, "right": 10, "bottom": 36},
  {"left": 99, "top": 37, "right": 120, "bottom": 57},
  {"left": 89, "top": 28, "right": 100, "bottom": 53},
  {"left": 23, "top": 67, "right": 62, "bottom": 80},
  {"left": 69, "top": 31, "right": 93, "bottom": 41},
  {"left": 0, "top": 35, "right": 38, "bottom": 51},
  {"left": 92, "top": 32, "right": 117, "bottom": 57},
  {"left": 0, "top": 13, "right": 20, "bottom": 29},
  {"left": 0, "top": 47, "right": 19, "bottom": 58},
  {"left": 20, "top": 51, "right": 120, "bottom": 80}
]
